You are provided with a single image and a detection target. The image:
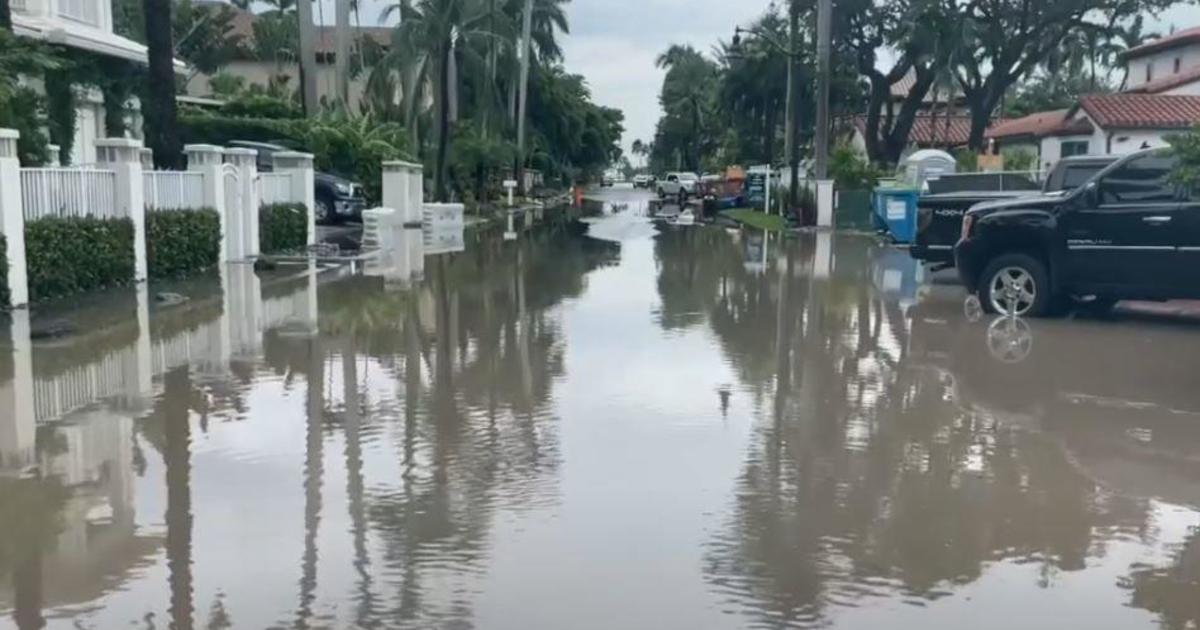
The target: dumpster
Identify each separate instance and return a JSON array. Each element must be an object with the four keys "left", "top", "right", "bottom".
[{"left": 873, "top": 187, "right": 919, "bottom": 244}]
